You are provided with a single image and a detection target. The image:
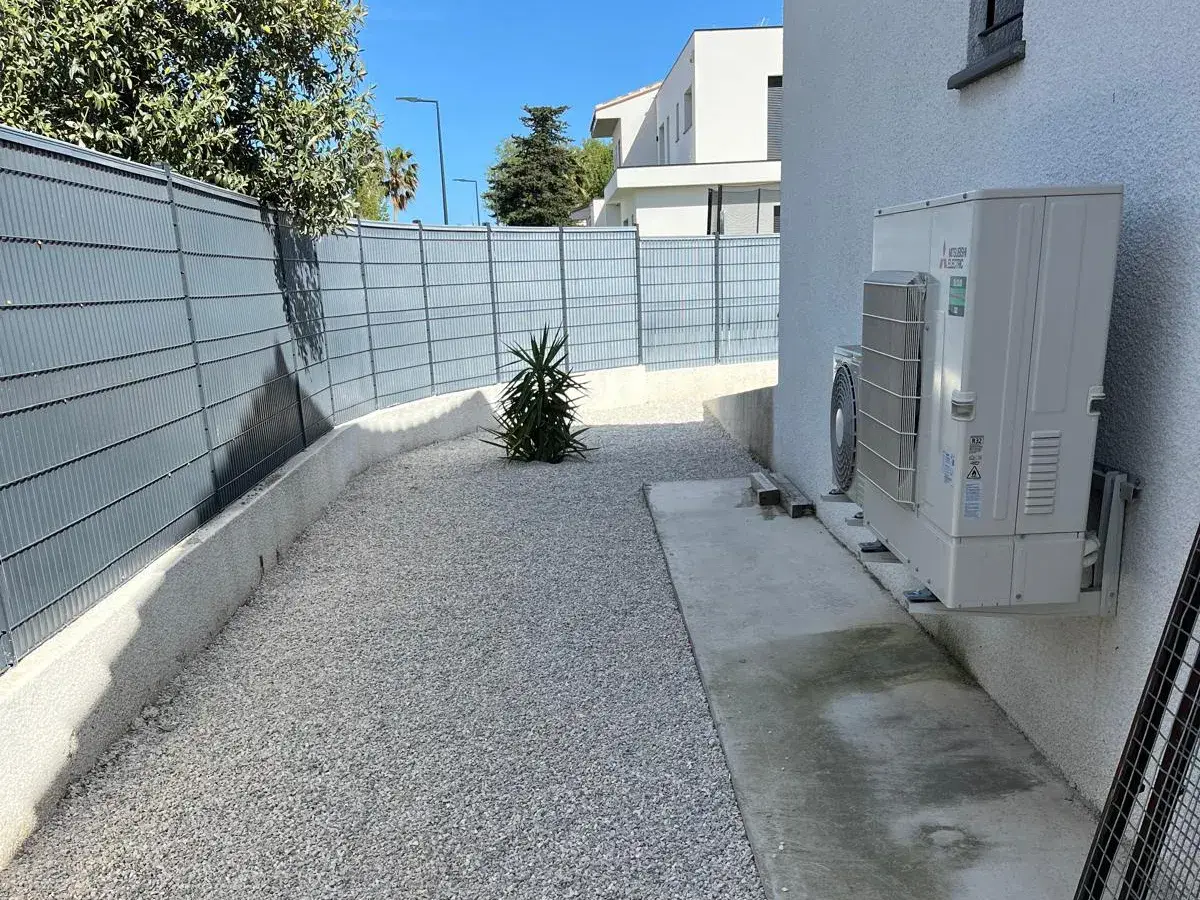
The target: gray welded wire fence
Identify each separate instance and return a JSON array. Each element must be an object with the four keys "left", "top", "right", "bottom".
[{"left": 0, "top": 125, "right": 778, "bottom": 669}]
